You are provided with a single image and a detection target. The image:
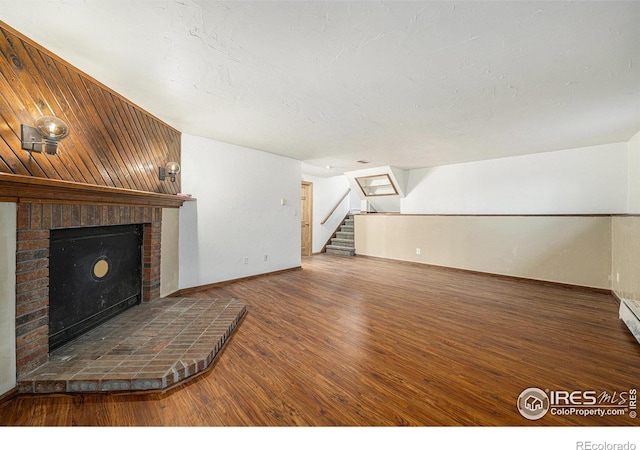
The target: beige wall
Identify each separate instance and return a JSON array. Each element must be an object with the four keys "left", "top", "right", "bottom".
[
  {"left": 628, "top": 130, "right": 640, "bottom": 213},
  {"left": 161, "top": 208, "right": 180, "bottom": 297},
  {"left": 0, "top": 203, "right": 16, "bottom": 396},
  {"left": 355, "top": 214, "right": 611, "bottom": 289},
  {"left": 612, "top": 216, "right": 640, "bottom": 302}
]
